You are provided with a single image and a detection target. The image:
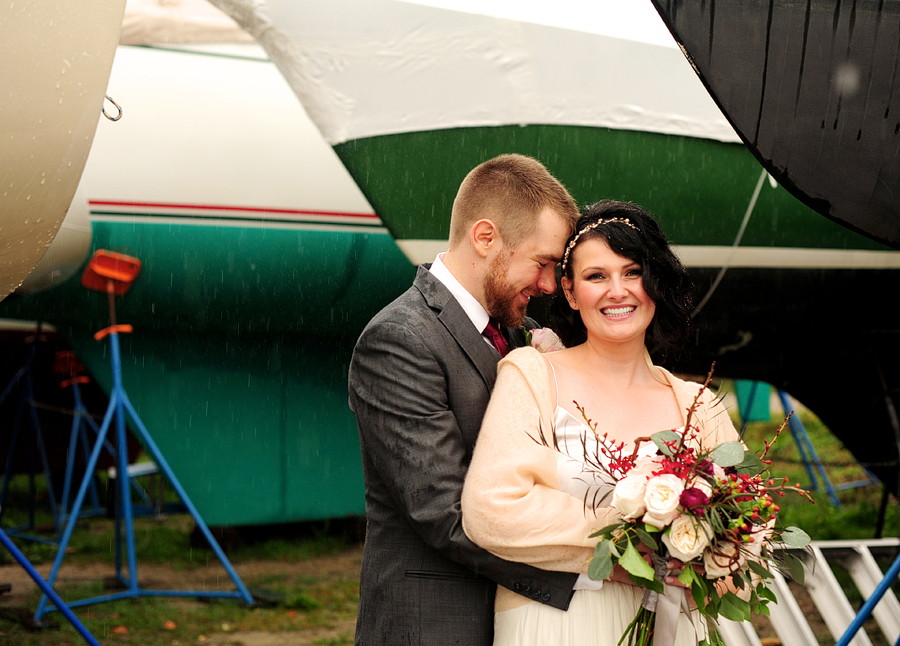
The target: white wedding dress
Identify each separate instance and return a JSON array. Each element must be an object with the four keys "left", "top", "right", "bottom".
[{"left": 493, "top": 398, "right": 708, "bottom": 646}]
